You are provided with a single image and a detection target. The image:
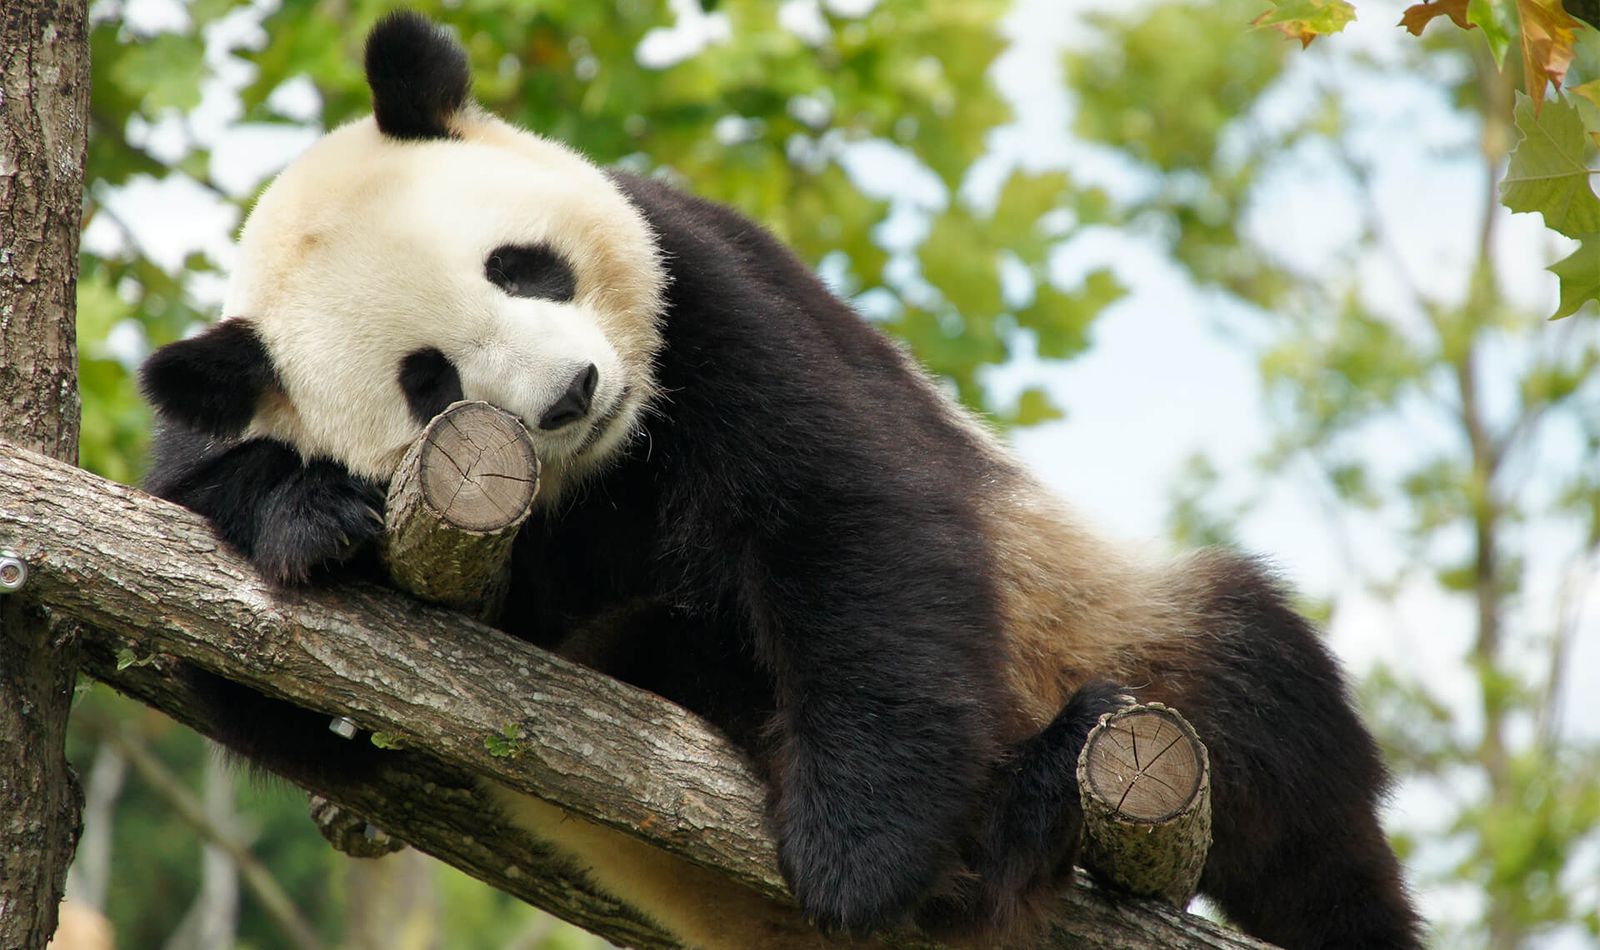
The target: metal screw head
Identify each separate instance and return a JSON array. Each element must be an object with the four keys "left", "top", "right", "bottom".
[
  {"left": 328, "top": 716, "right": 359, "bottom": 740},
  {"left": 0, "top": 553, "right": 26, "bottom": 593}
]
